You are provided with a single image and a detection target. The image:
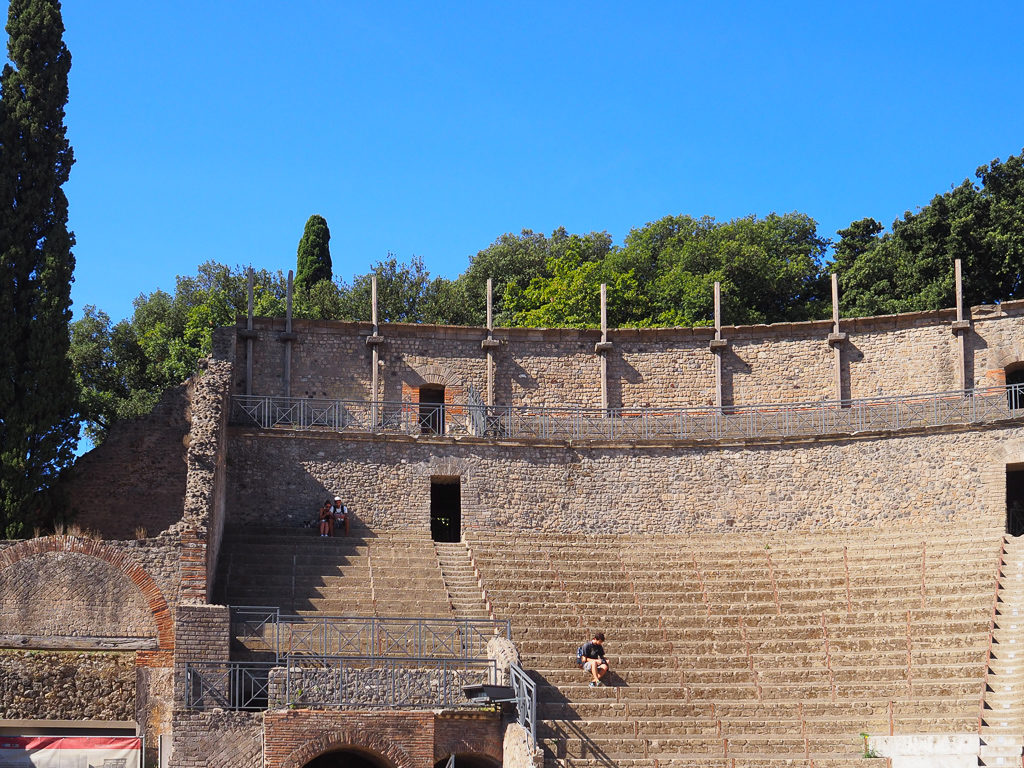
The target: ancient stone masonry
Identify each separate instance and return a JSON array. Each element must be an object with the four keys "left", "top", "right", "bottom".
[
  {"left": 176, "top": 358, "right": 234, "bottom": 603},
  {"left": 235, "top": 299, "right": 1024, "bottom": 410},
  {"left": 0, "top": 650, "right": 135, "bottom": 721},
  {"left": 63, "top": 384, "right": 190, "bottom": 540},
  {"left": 225, "top": 424, "right": 1014, "bottom": 535}
]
